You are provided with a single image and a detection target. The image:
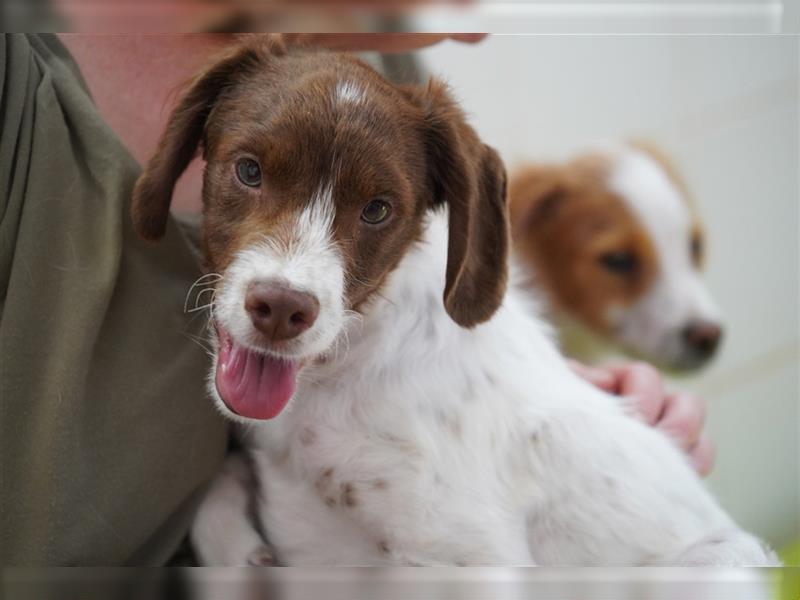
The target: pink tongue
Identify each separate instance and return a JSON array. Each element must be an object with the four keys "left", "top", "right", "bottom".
[{"left": 215, "top": 330, "right": 299, "bottom": 420}]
